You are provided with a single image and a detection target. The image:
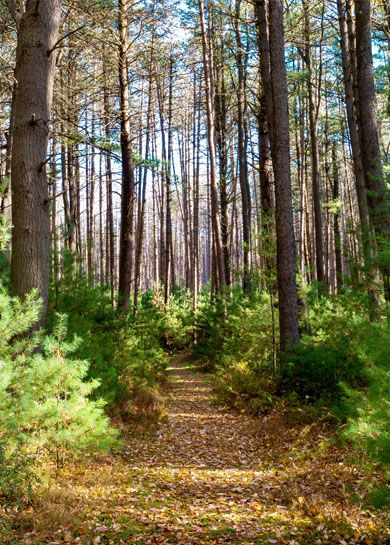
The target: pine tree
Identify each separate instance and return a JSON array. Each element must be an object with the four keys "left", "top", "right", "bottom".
[{"left": 0, "top": 296, "right": 119, "bottom": 499}]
